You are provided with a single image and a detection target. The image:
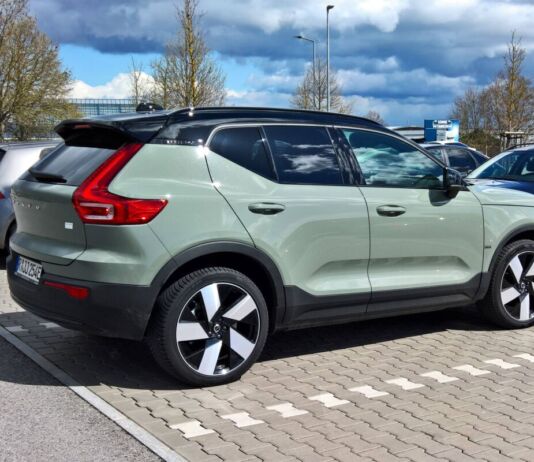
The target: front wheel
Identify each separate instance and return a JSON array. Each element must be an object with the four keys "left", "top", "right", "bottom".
[
  {"left": 480, "top": 239, "right": 534, "bottom": 328},
  {"left": 148, "top": 267, "right": 269, "bottom": 386}
]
